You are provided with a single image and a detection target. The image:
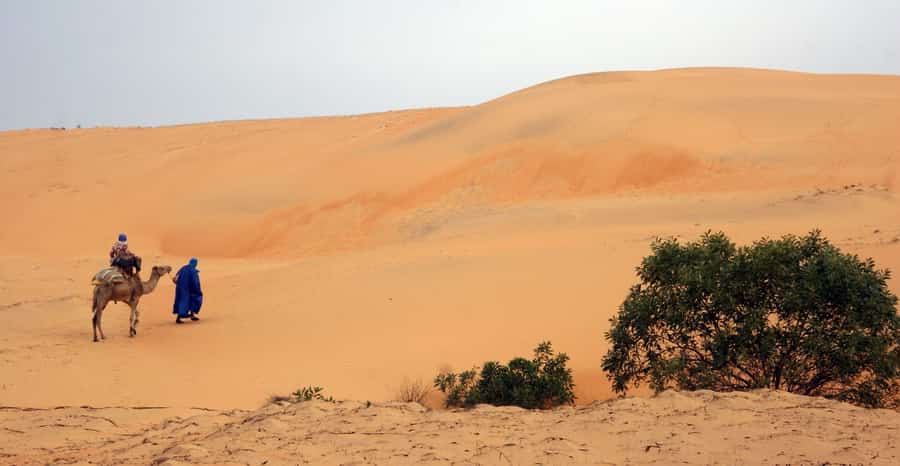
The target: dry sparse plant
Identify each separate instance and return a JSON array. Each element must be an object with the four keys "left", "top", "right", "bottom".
[{"left": 394, "top": 377, "right": 432, "bottom": 404}]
